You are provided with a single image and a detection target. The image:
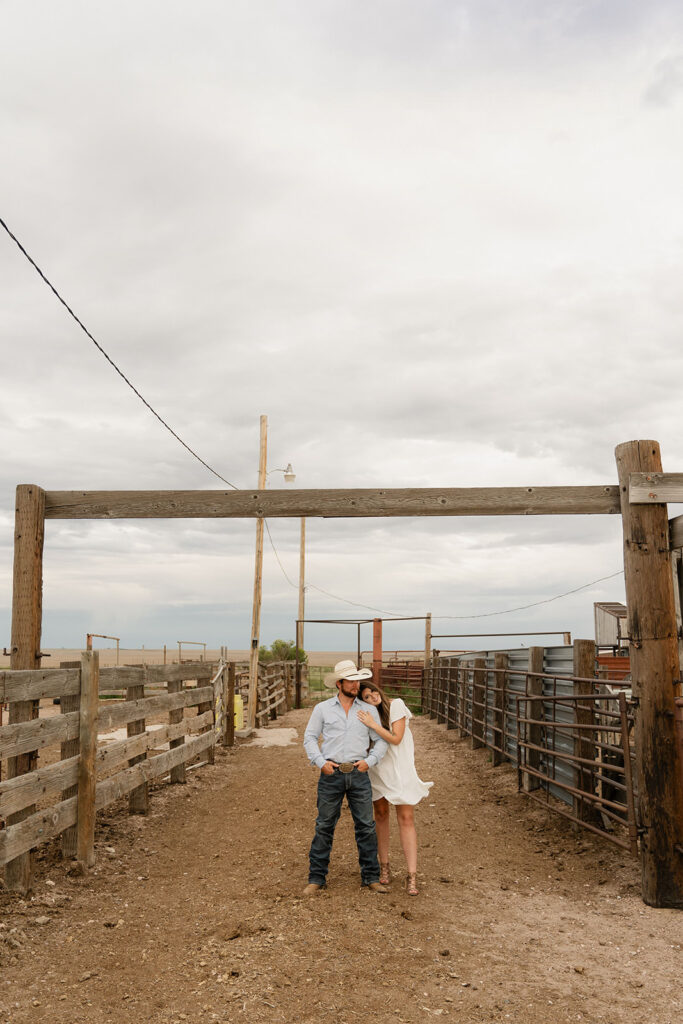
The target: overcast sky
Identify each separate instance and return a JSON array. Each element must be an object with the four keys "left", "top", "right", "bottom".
[{"left": 2, "top": 1, "right": 683, "bottom": 655}]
